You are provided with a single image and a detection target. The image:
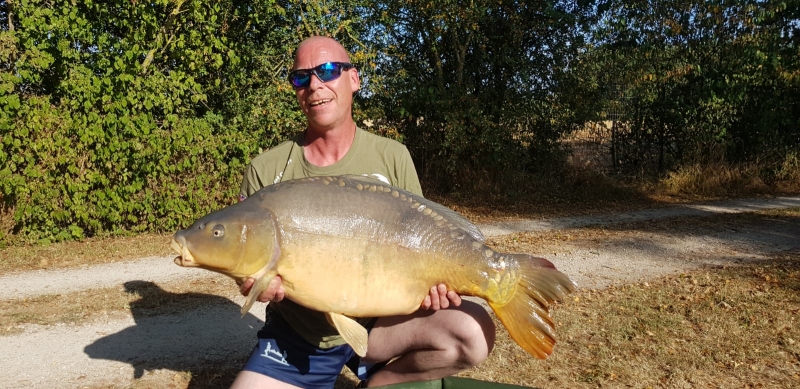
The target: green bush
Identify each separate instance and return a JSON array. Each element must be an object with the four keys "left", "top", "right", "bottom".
[
  {"left": 0, "top": 0, "right": 380, "bottom": 245},
  {"left": 0, "top": 0, "right": 295, "bottom": 245}
]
